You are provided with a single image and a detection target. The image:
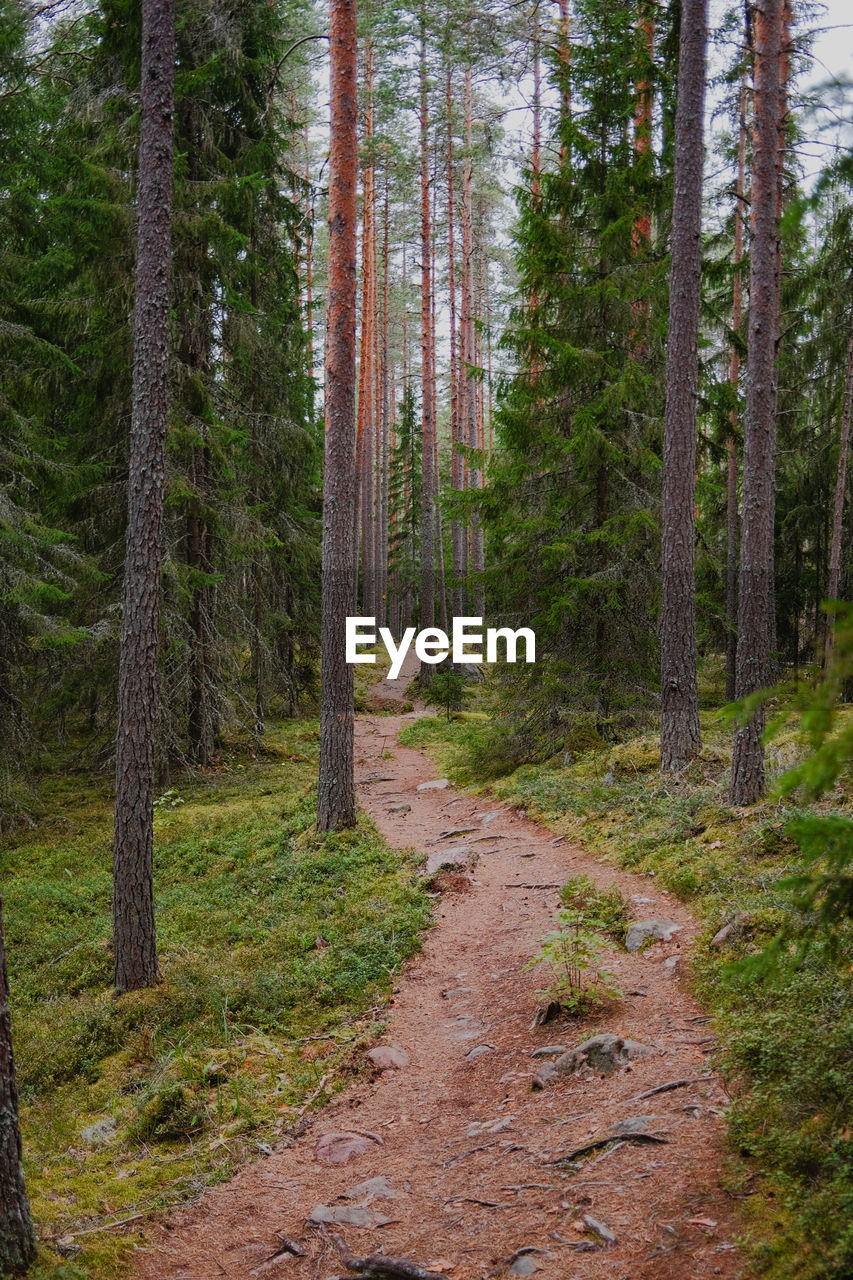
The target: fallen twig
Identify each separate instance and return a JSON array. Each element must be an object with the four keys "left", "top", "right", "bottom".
[
  {"left": 442, "top": 1140, "right": 498, "bottom": 1167},
  {"left": 503, "top": 882, "right": 560, "bottom": 890},
  {"left": 630, "top": 1075, "right": 714, "bottom": 1101},
  {"left": 327, "top": 1234, "right": 440, "bottom": 1280}
]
